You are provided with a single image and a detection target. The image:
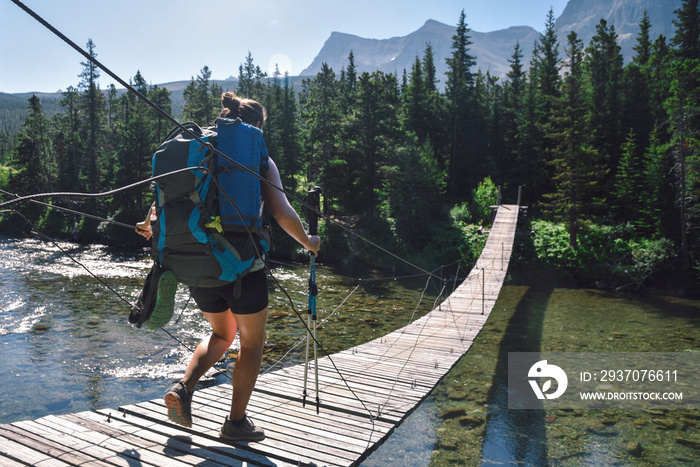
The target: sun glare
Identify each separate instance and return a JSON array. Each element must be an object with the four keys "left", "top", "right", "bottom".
[{"left": 268, "top": 53, "right": 293, "bottom": 77}]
